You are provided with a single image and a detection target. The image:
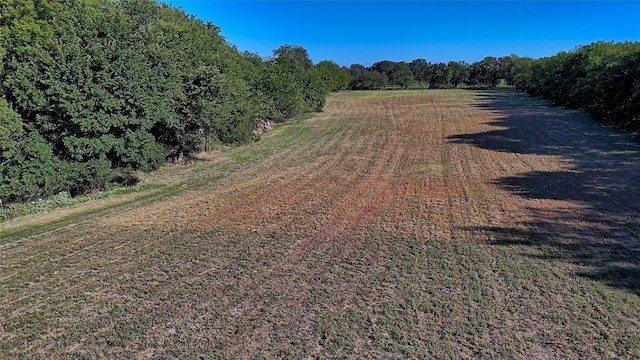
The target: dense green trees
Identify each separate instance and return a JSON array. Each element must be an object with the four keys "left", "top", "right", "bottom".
[
  {"left": 345, "top": 42, "right": 639, "bottom": 132},
  {"left": 447, "top": 61, "right": 471, "bottom": 88},
  {"left": 0, "top": 0, "right": 342, "bottom": 202},
  {"left": 469, "top": 56, "right": 500, "bottom": 87},
  {"left": 2, "top": 2, "right": 637, "bottom": 203},
  {"left": 371, "top": 60, "right": 414, "bottom": 88},
  {"left": 313, "top": 60, "right": 349, "bottom": 93},
  {"left": 429, "top": 63, "right": 450, "bottom": 88},
  {"left": 409, "top": 59, "right": 431, "bottom": 87},
  {"left": 348, "top": 64, "right": 388, "bottom": 90},
  {"left": 349, "top": 59, "right": 471, "bottom": 89},
  {"left": 272, "top": 45, "right": 327, "bottom": 114},
  {"left": 504, "top": 42, "right": 640, "bottom": 129}
]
